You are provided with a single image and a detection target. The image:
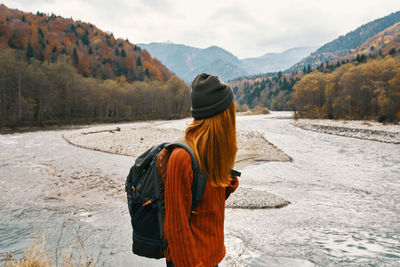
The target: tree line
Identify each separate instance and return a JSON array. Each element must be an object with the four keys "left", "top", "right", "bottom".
[
  {"left": 291, "top": 55, "right": 400, "bottom": 122},
  {"left": 0, "top": 48, "right": 190, "bottom": 128}
]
